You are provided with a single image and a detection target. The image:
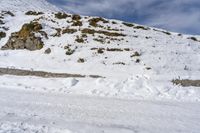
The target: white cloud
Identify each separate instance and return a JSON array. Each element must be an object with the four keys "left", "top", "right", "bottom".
[{"left": 48, "top": 0, "right": 200, "bottom": 34}]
